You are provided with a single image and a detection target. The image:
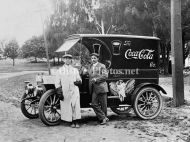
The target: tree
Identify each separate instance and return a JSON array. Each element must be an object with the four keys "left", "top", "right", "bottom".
[
  {"left": 0, "top": 39, "right": 6, "bottom": 53},
  {"left": 21, "top": 36, "right": 46, "bottom": 62},
  {"left": 0, "top": 43, "right": 3, "bottom": 55},
  {"left": 45, "top": 0, "right": 97, "bottom": 65},
  {"left": 0, "top": 39, "right": 7, "bottom": 59},
  {"left": 47, "top": 0, "right": 190, "bottom": 72},
  {"left": 117, "top": 0, "right": 171, "bottom": 74},
  {"left": 4, "top": 39, "right": 19, "bottom": 66},
  {"left": 80, "top": 0, "right": 117, "bottom": 34}
]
